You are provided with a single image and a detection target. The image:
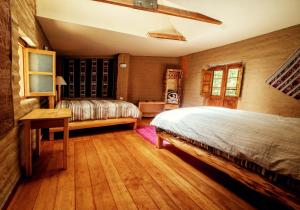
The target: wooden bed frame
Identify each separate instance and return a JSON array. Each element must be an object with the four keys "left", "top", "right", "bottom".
[
  {"left": 49, "top": 117, "right": 137, "bottom": 140},
  {"left": 48, "top": 96, "right": 138, "bottom": 140},
  {"left": 157, "top": 131, "right": 300, "bottom": 209}
]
